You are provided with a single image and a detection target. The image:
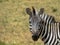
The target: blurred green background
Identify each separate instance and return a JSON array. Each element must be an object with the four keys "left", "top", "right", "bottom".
[{"left": 0, "top": 0, "right": 60, "bottom": 45}]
